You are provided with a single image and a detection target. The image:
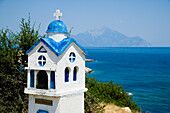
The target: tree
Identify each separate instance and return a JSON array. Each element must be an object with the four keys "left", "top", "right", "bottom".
[
  {"left": 17, "top": 15, "right": 41, "bottom": 56},
  {"left": 0, "top": 16, "right": 42, "bottom": 113}
]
